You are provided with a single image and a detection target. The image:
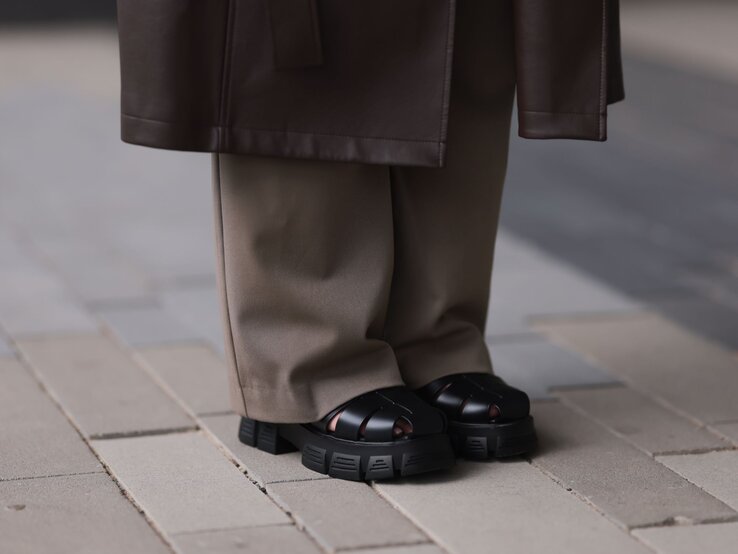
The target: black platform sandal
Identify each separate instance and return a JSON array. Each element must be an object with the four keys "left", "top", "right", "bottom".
[
  {"left": 238, "top": 386, "right": 455, "bottom": 481},
  {"left": 416, "top": 373, "right": 537, "bottom": 460}
]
